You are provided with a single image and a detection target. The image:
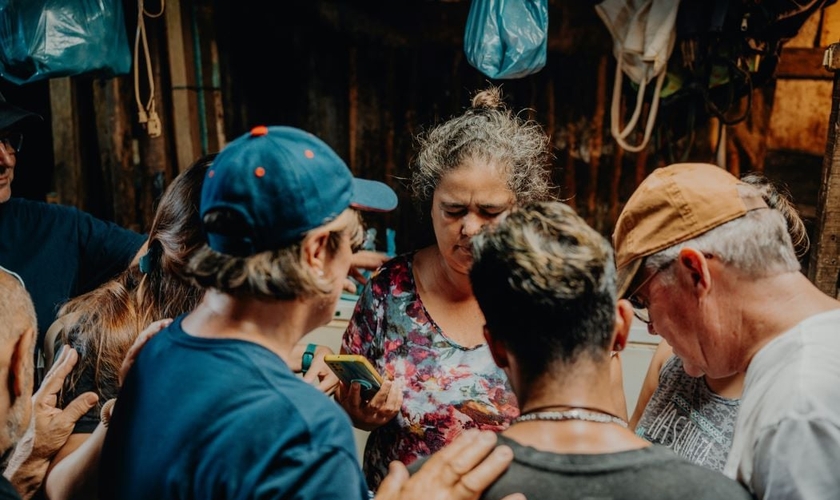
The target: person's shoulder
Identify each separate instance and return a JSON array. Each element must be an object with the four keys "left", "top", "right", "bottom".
[
  {"left": 234, "top": 375, "right": 356, "bottom": 450},
  {"left": 659, "top": 354, "right": 683, "bottom": 377},
  {"left": 367, "top": 252, "right": 412, "bottom": 285},
  {"left": 1, "top": 198, "right": 93, "bottom": 243},
  {"left": 4, "top": 196, "right": 80, "bottom": 218},
  {"left": 377, "top": 252, "right": 411, "bottom": 272},
  {"left": 3, "top": 196, "right": 126, "bottom": 234},
  {"left": 646, "top": 447, "right": 751, "bottom": 498}
]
